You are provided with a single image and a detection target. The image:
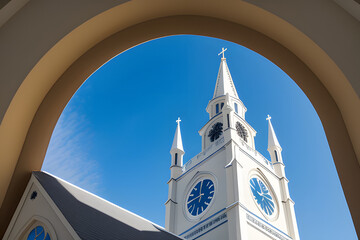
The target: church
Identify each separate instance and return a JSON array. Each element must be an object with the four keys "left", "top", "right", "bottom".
[
  {"left": 165, "top": 48, "right": 300, "bottom": 240},
  {"left": 3, "top": 49, "right": 299, "bottom": 240}
]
